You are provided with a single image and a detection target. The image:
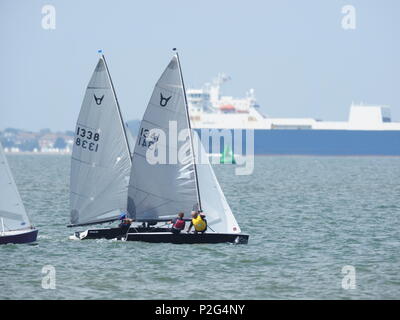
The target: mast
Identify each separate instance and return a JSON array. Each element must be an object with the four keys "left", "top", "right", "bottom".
[
  {"left": 175, "top": 50, "right": 202, "bottom": 212},
  {"left": 101, "top": 52, "right": 132, "bottom": 163}
]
